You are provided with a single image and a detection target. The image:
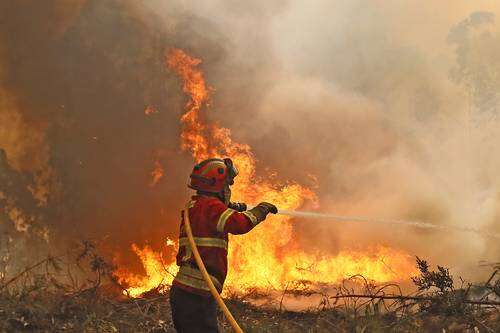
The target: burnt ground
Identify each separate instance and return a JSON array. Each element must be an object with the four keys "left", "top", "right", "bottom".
[
  {"left": 0, "top": 252, "right": 498, "bottom": 332},
  {"left": 0, "top": 288, "right": 498, "bottom": 333}
]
